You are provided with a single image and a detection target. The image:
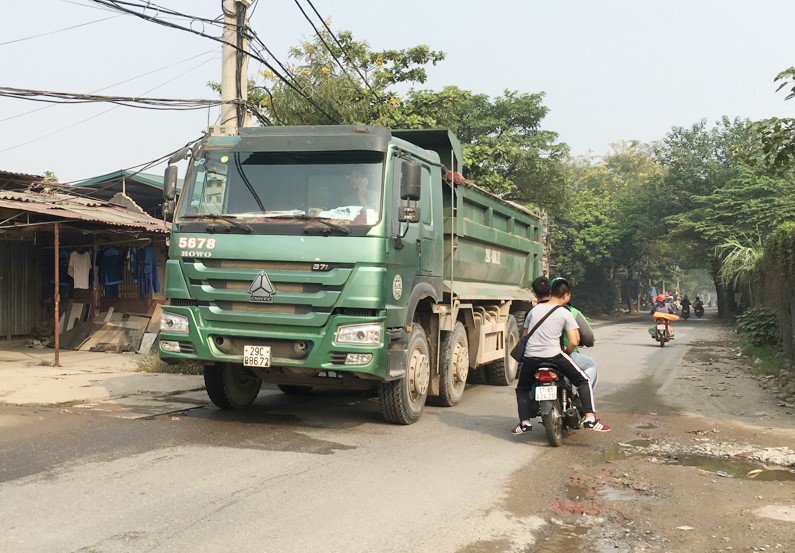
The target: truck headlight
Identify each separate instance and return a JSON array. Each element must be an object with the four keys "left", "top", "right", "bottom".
[
  {"left": 161, "top": 312, "right": 189, "bottom": 334},
  {"left": 335, "top": 323, "right": 381, "bottom": 345}
]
